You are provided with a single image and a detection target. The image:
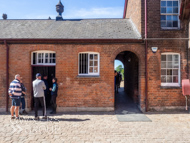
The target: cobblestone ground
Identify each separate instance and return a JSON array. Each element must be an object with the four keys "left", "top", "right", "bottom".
[{"left": 0, "top": 111, "right": 190, "bottom": 143}]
